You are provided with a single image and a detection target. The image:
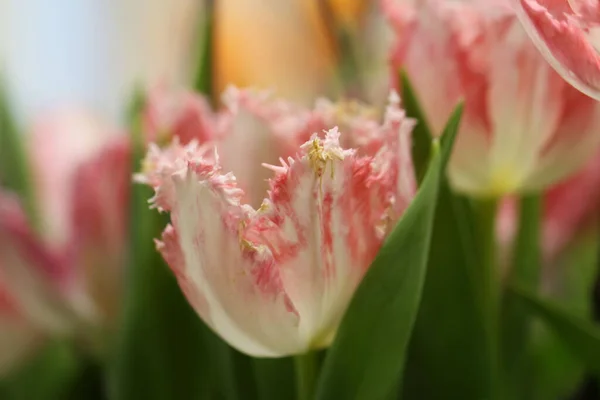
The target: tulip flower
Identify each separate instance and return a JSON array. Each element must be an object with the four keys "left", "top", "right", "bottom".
[
  {"left": 384, "top": 0, "right": 600, "bottom": 197},
  {"left": 0, "top": 110, "right": 130, "bottom": 365},
  {"left": 138, "top": 88, "right": 416, "bottom": 356},
  {"left": 514, "top": 0, "right": 600, "bottom": 101}
]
